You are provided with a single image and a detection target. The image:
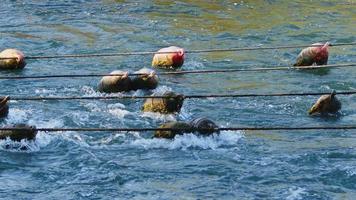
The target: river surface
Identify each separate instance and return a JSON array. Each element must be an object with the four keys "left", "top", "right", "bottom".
[{"left": 0, "top": 0, "right": 356, "bottom": 199}]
